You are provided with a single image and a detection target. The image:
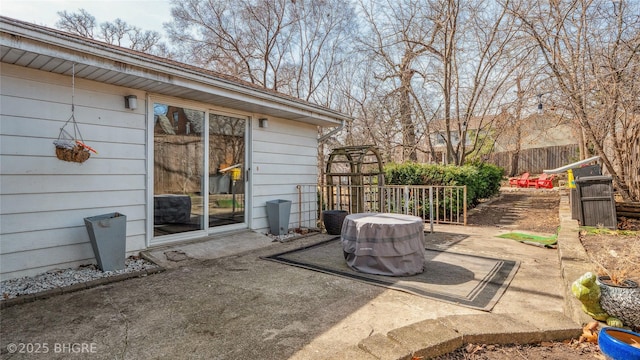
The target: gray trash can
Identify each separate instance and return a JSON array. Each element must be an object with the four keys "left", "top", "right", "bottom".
[
  {"left": 266, "top": 200, "right": 291, "bottom": 235},
  {"left": 84, "top": 212, "right": 127, "bottom": 271}
]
